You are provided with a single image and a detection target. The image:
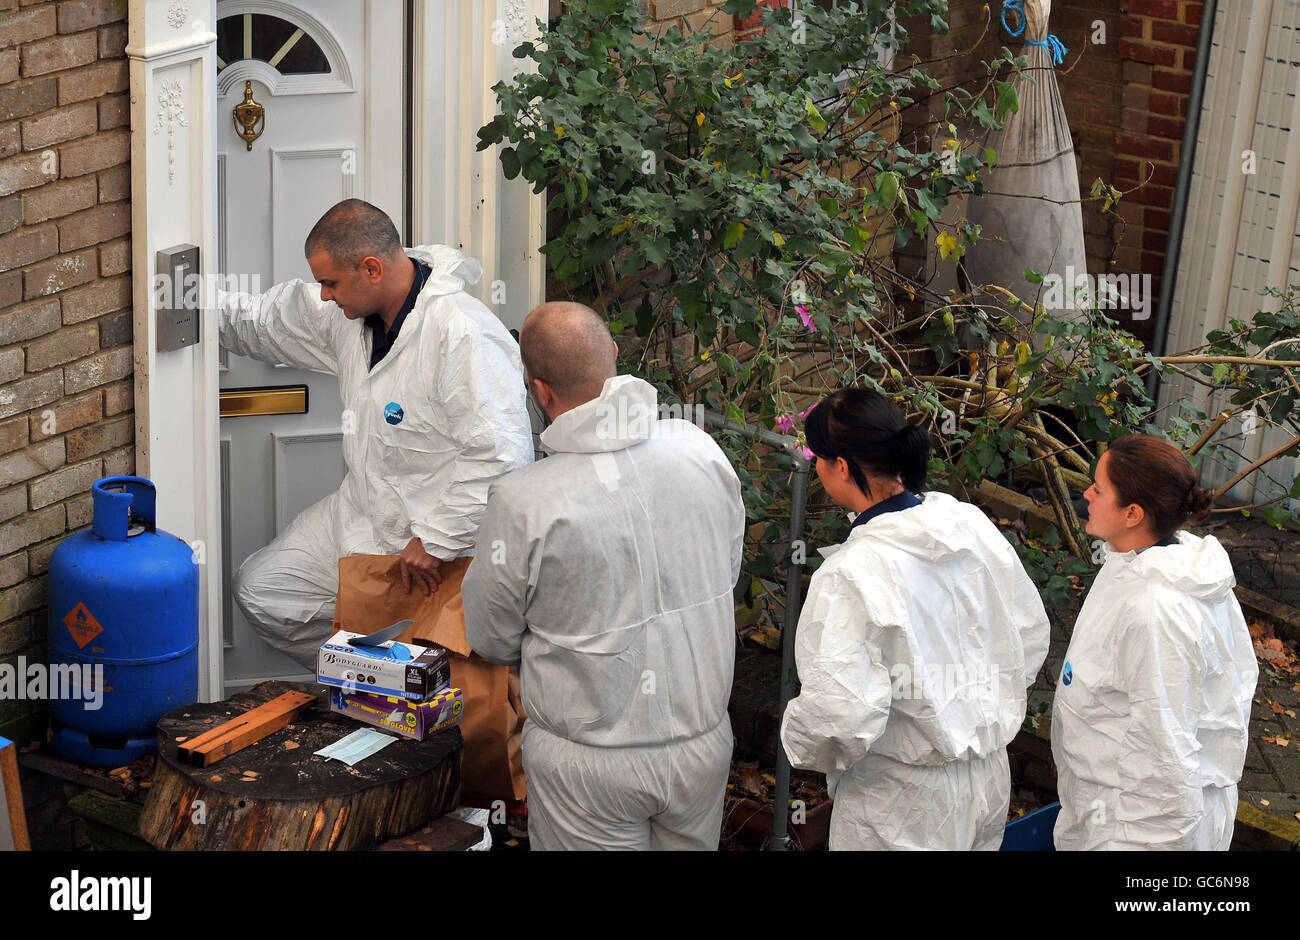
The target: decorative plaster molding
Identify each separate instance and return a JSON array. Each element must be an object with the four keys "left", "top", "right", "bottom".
[
  {"left": 167, "top": 0, "right": 189, "bottom": 29},
  {"left": 505, "top": 0, "right": 529, "bottom": 41},
  {"left": 154, "top": 79, "right": 190, "bottom": 185}
]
